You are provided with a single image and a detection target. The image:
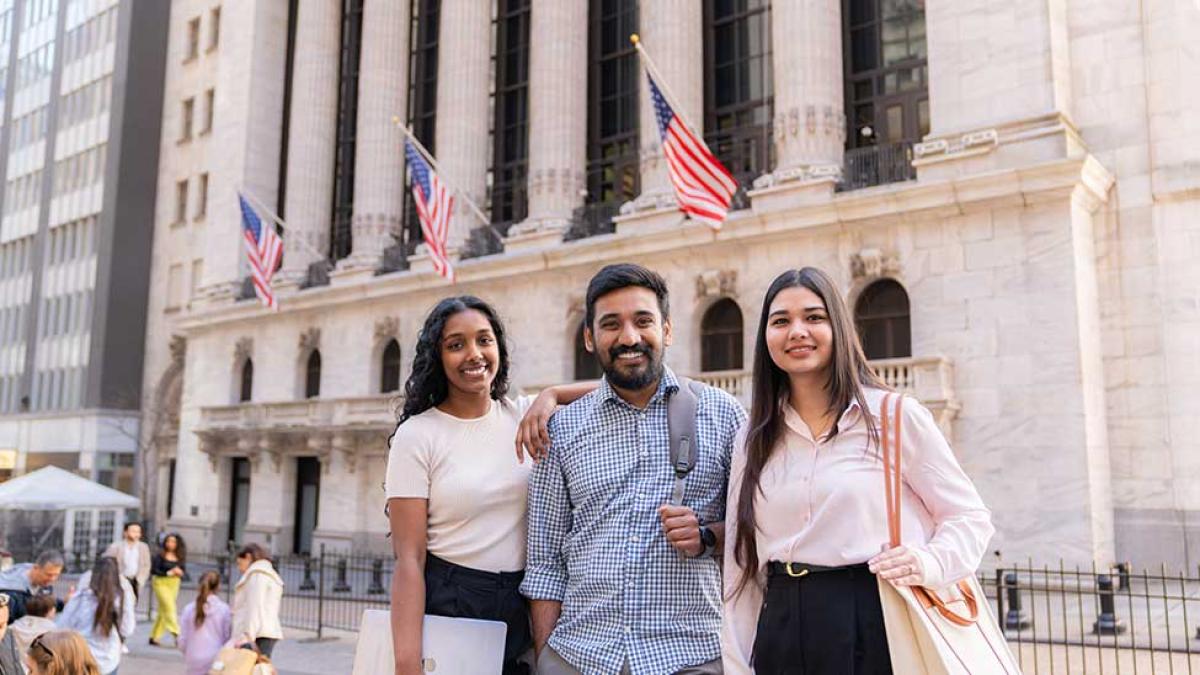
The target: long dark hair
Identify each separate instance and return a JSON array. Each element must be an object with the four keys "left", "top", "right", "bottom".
[
  {"left": 161, "top": 533, "right": 187, "bottom": 567},
  {"left": 732, "top": 267, "right": 887, "bottom": 595},
  {"left": 193, "top": 570, "right": 220, "bottom": 627},
  {"left": 89, "top": 557, "right": 124, "bottom": 638},
  {"left": 397, "top": 295, "right": 511, "bottom": 425}
]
